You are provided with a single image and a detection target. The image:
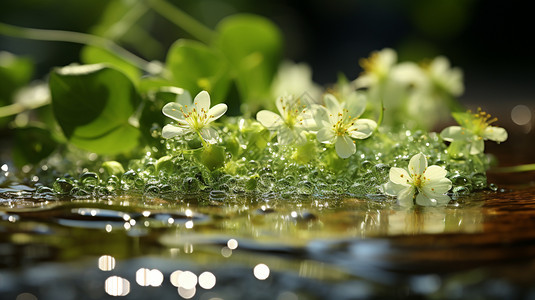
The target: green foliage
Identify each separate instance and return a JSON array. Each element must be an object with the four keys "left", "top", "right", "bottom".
[
  {"left": 166, "top": 39, "right": 231, "bottom": 104},
  {"left": 12, "top": 126, "right": 56, "bottom": 167},
  {"left": 0, "top": 52, "right": 33, "bottom": 105},
  {"left": 0, "top": 52, "right": 34, "bottom": 126},
  {"left": 49, "top": 64, "right": 141, "bottom": 155},
  {"left": 214, "top": 14, "right": 282, "bottom": 106},
  {"left": 80, "top": 46, "right": 141, "bottom": 83}
]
